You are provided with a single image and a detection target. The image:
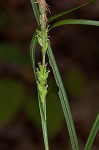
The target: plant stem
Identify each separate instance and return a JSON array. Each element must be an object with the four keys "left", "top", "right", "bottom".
[
  {"left": 42, "top": 52, "right": 45, "bottom": 65},
  {"left": 35, "top": 0, "right": 49, "bottom": 150}
]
